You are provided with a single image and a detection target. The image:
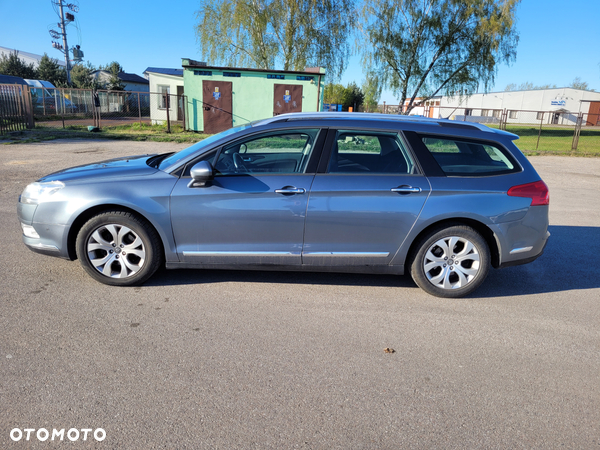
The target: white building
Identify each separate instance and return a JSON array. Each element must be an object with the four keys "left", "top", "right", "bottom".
[
  {"left": 91, "top": 70, "right": 149, "bottom": 92},
  {"left": 143, "top": 67, "right": 184, "bottom": 125},
  {"left": 398, "top": 88, "right": 600, "bottom": 126},
  {"left": 0, "top": 46, "right": 66, "bottom": 68},
  {"left": 437, "top": 88, "right": 600, "bottom": 126}
]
